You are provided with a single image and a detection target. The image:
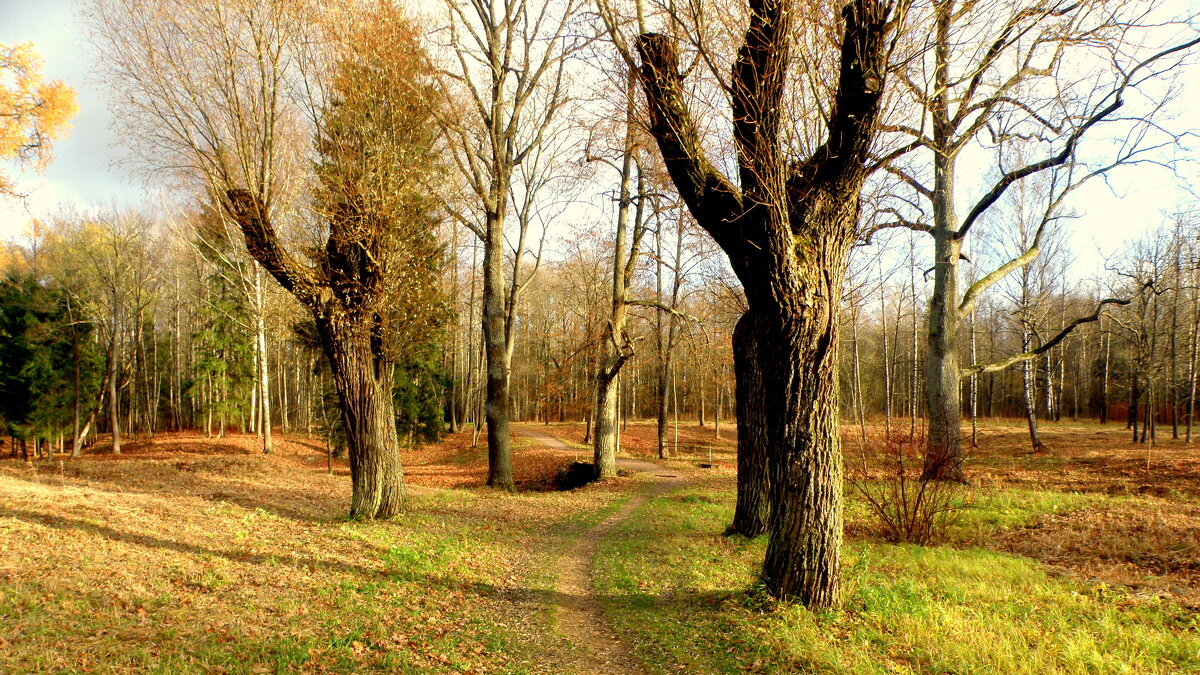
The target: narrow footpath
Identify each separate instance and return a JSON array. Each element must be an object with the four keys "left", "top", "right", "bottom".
[{"left": 514, "top": 426, "right": 685, "bottom": 675}]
